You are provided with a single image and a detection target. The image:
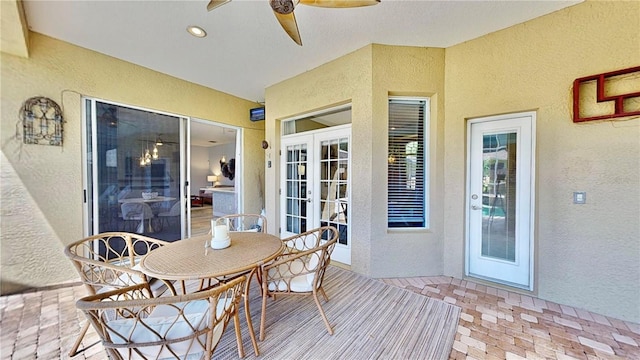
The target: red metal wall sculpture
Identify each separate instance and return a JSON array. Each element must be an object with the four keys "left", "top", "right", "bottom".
[{"left": 572, "top": 66, "right": 640, "bottom": 123}]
